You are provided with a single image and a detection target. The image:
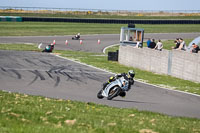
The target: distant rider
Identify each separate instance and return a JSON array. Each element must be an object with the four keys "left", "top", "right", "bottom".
[
  {"left": 42, "top": 43, "right": 54, "bottom": 53},
  {"left": 72, "top": 33, "right": 81, "bottom": 40},
  {"left": 76, "top": 33, "right": 80, "bottom": 39}
]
